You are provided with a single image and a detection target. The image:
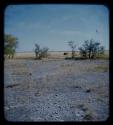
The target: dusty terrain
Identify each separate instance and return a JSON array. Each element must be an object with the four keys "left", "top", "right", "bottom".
[{"left": 4, "top": 59, "right": 109, "bottom": 121}]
